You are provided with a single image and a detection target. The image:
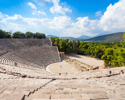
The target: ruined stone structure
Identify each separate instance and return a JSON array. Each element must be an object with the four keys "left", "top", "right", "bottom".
[
  {"left": 0, "top": 38, "right": 60, "bottom": 69},
  {"left": 59, "top": 52, "right": 65, "bottom": 58},
  {"left": 0, "top": 38, "right": 125, "bottom": 100}
]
